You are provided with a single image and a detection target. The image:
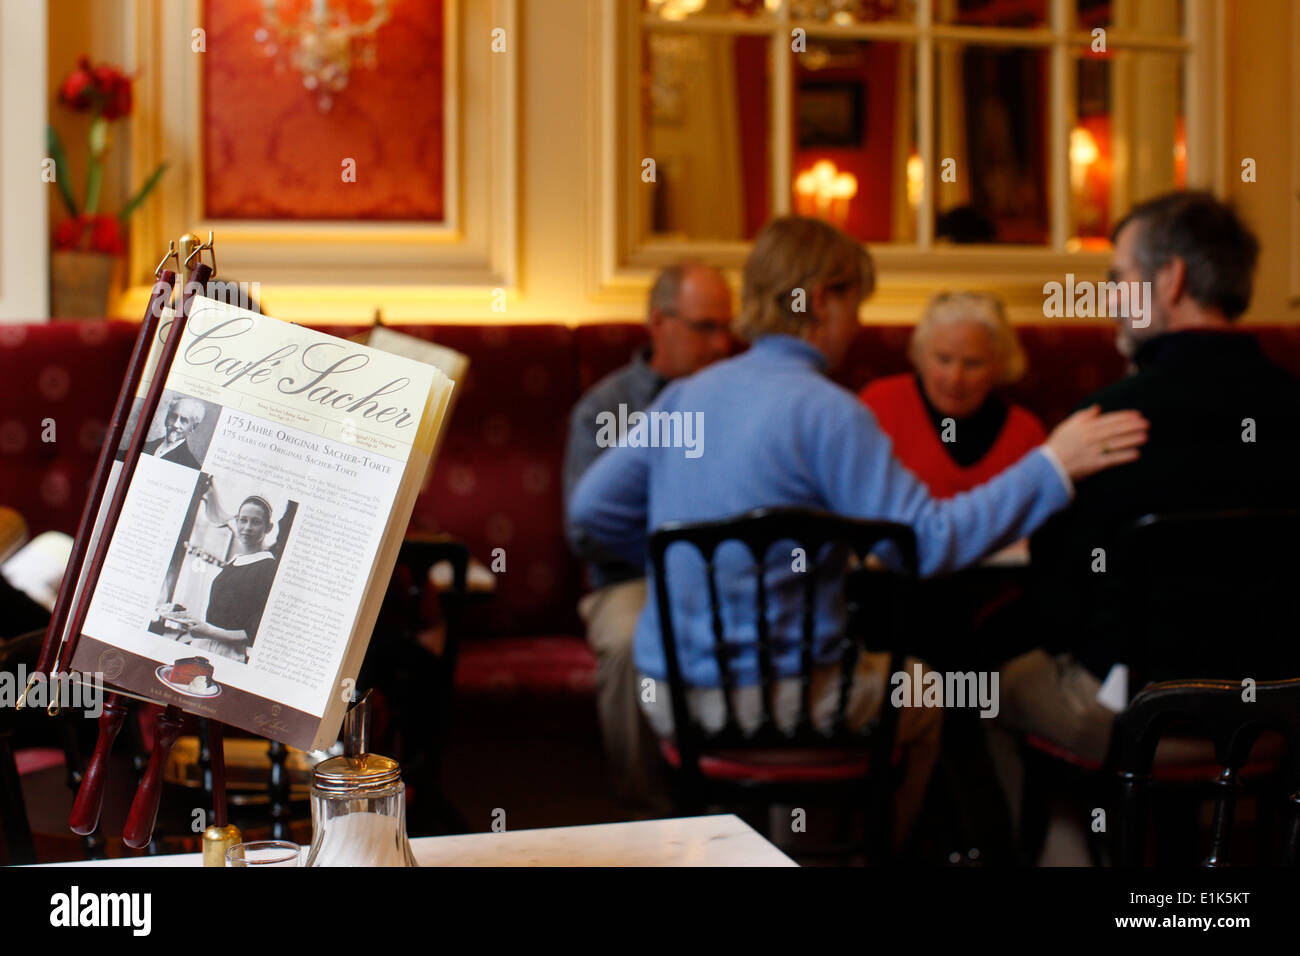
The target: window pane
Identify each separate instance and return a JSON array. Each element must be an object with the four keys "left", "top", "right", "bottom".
[
  {"left": 933, "top": 0, "right": 1047, "bottom": 28},
  {"left": 640, "top": 32, "right": 772, "bottom": 240},
  {"left": 792, "top": 40, "right": 916, "bottom": 242},
  {"left": 788, "top": 0, "right": 917, "bottom": 25},
  {"left": 1076, "top": 0, "right": 1183, "bottom": 34},
  {"left": 642, "top": 0, "right": 772, "bottom": 21},
  {"left": 933, "top": 43, "right": 1050, "bottom": 244},
  {"left": 1071, "top": 49, "right": 1186, "bottom": 246}
]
